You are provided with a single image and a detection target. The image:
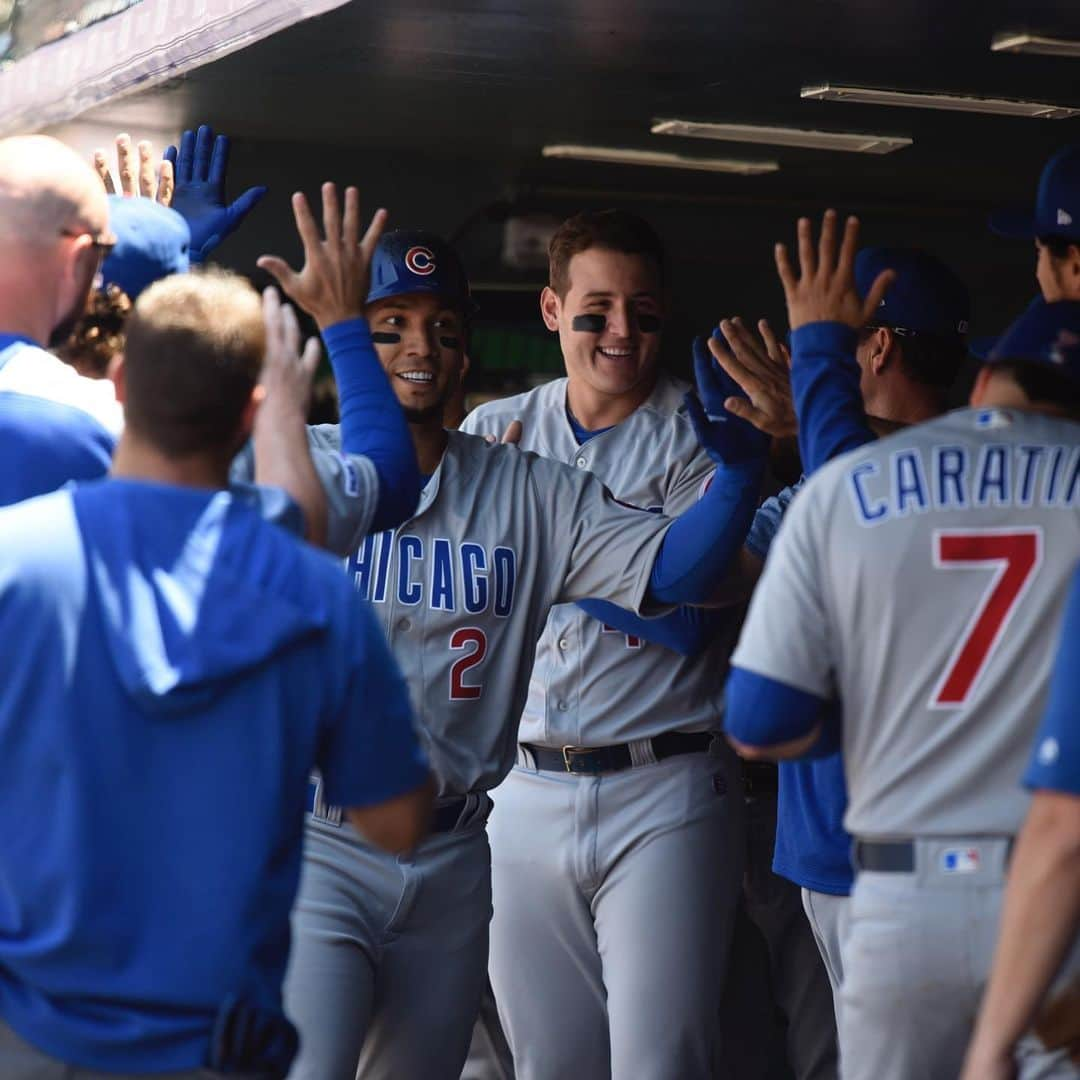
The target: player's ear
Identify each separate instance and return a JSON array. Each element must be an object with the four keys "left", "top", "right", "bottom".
[
  {"left": 871, "top": 327, "right": 894, "bottom": 374},
  {"left": 240, "top": 384, "right": 265, "bottom": 439},
  {"left": 461, "top": 351, "right": 471, "bottom": 378},
  {"left": 540, "top": 286, "right": 561, "bottom": 332},
  {"left": 108, "top": 353, "right": 126, "bottom": 403}
]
